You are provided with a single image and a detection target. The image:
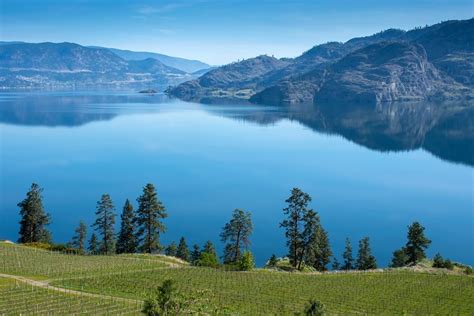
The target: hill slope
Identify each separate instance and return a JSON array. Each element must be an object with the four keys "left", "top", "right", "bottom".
[{"left": 0, "top": 42, "right": 191, "bottom": 88}]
